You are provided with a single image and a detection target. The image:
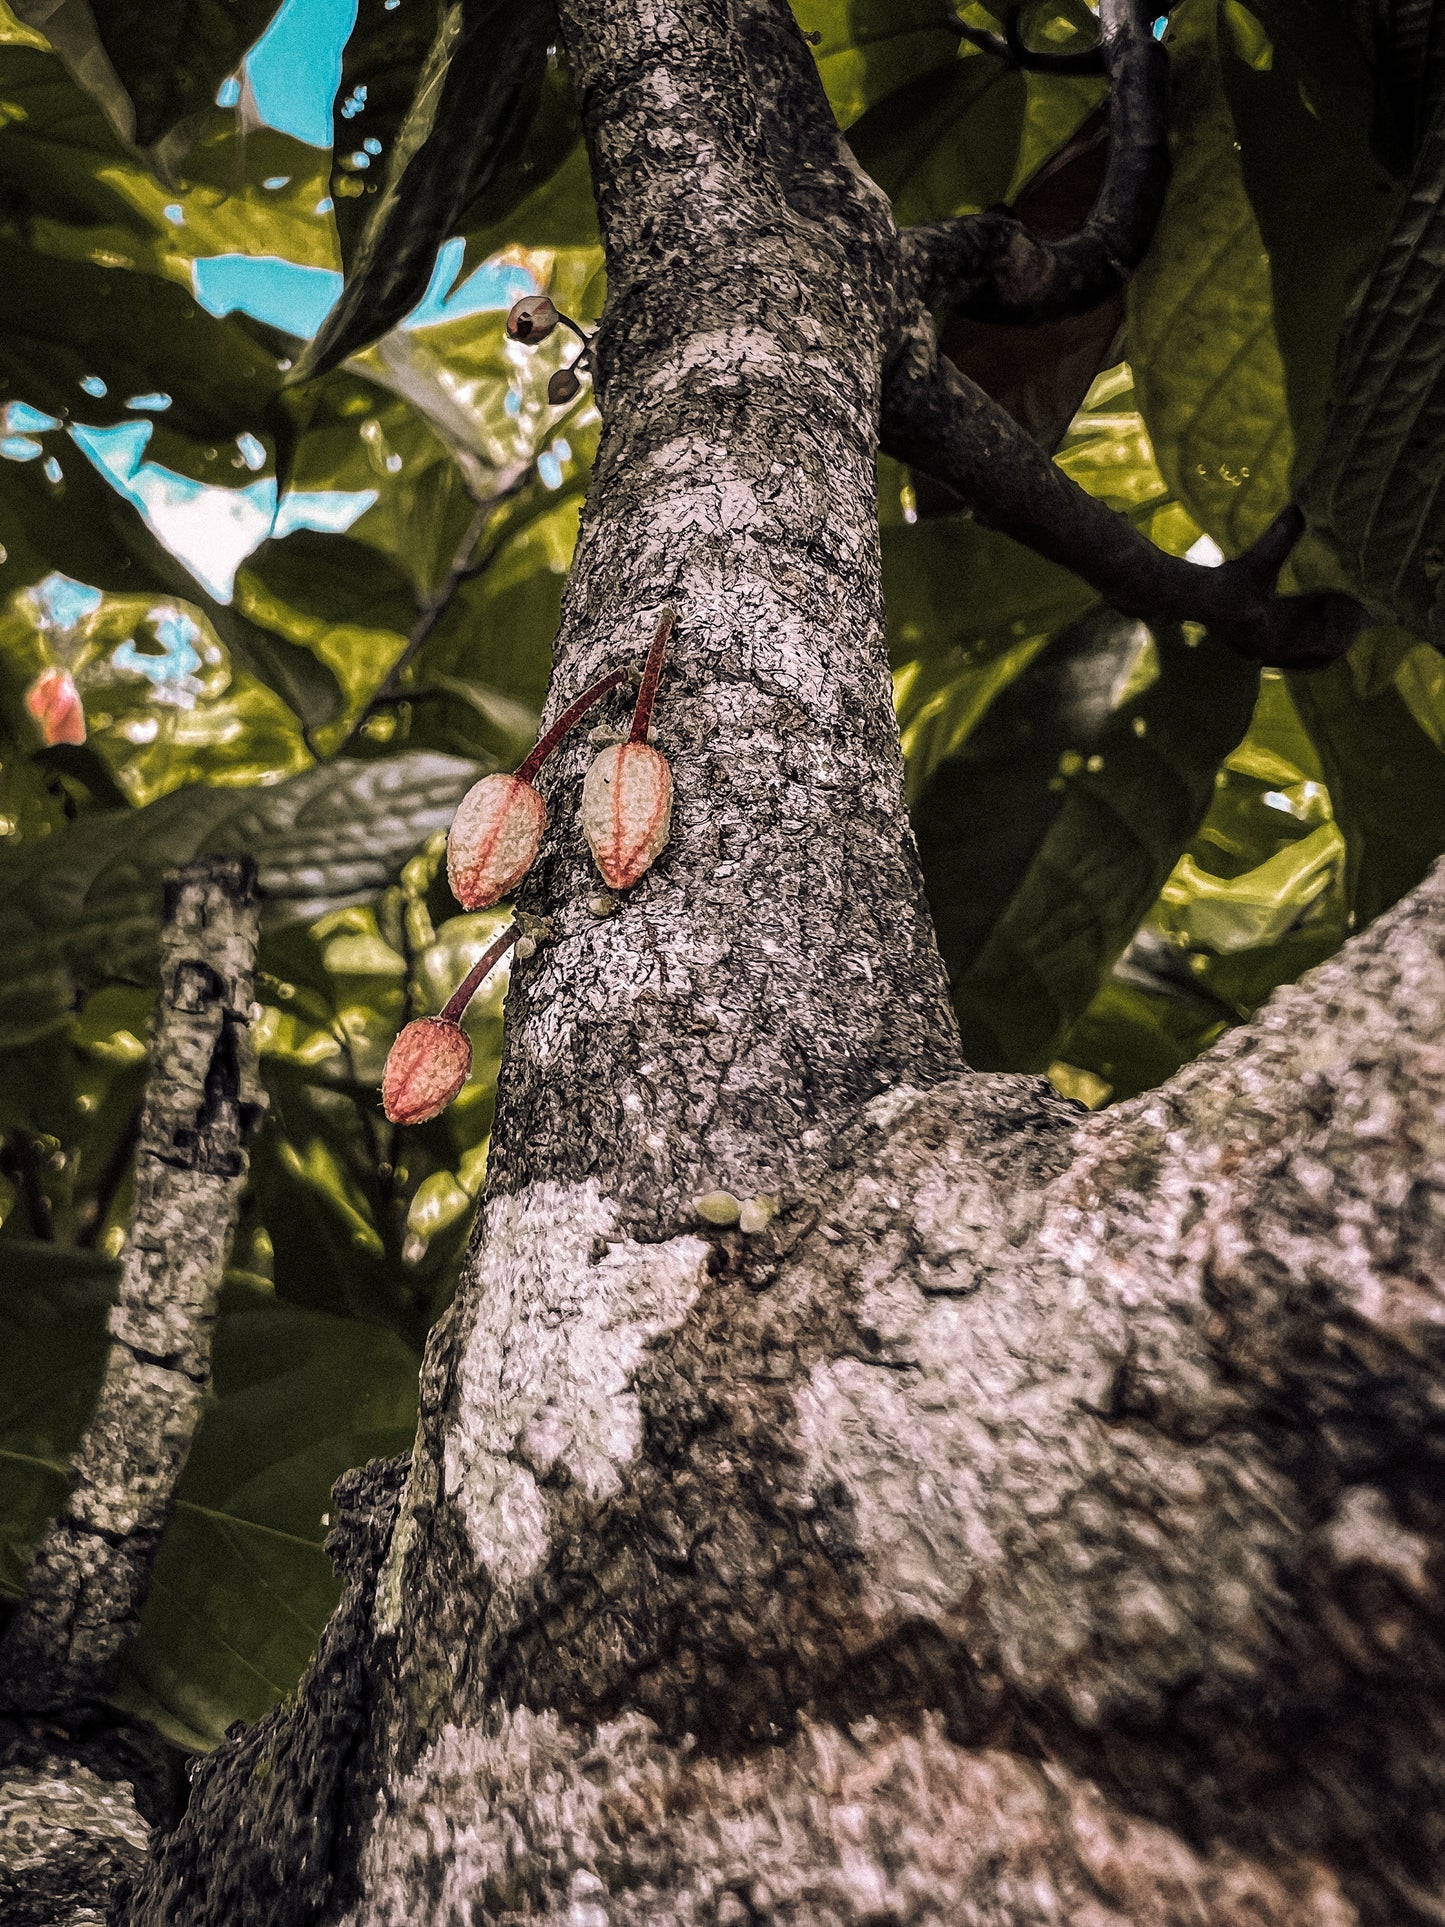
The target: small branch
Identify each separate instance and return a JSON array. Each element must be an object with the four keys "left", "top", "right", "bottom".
[
  {"left": 953, "top": 8, "right": 1108, "bottom": 74},
  {"left": 0, "top": 857, "right": 264, "bottom": 1718},
  {"left": 881, "top": 337, "right": 1365, "bottom": 667},
  {"left": 902, "top": 0, "right": 1168, "bottom": 322}
]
